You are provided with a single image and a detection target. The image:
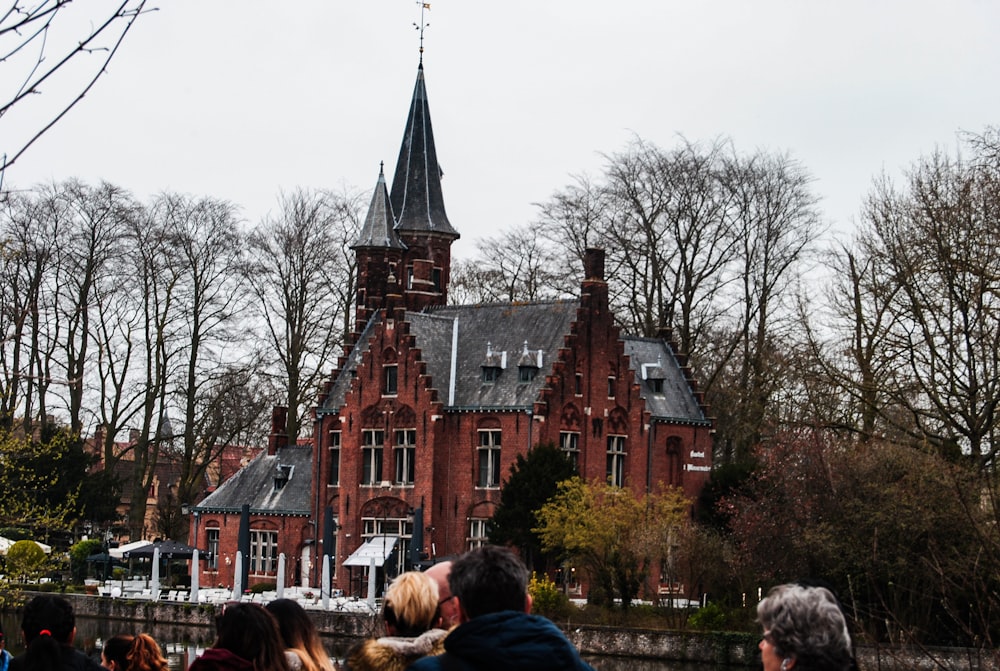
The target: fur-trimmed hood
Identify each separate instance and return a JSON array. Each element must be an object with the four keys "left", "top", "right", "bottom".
[{"left": 346, "top": 628, "right": 448, "bottom": 671}]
